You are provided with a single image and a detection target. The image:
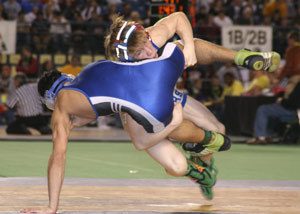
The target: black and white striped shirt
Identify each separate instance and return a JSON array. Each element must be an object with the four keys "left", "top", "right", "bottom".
[{"left": 6, "top": 83, "right": 44, "bottom": 117}]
